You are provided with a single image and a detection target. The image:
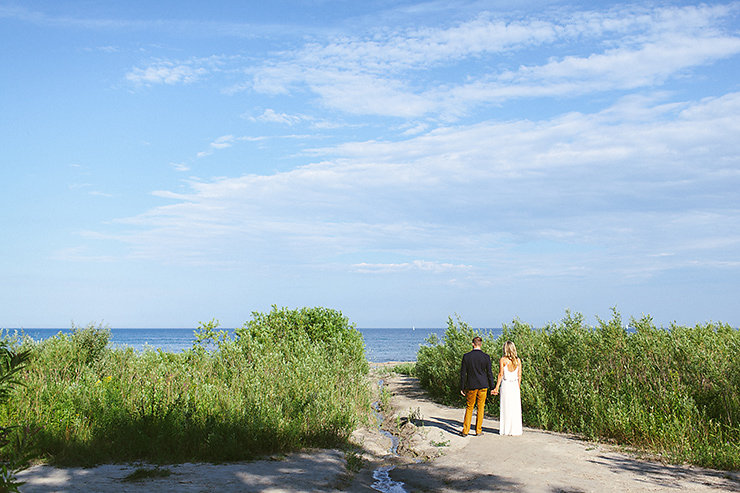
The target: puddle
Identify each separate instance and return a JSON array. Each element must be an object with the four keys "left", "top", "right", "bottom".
[{"left": 370, "top": 379, "right": 407, "bottom": 493}]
